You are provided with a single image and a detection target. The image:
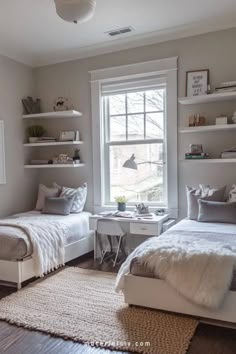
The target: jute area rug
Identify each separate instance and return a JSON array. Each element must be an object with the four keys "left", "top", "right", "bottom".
[{"left": 0, "top": 268, "right": 198, "bottom": 354}]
